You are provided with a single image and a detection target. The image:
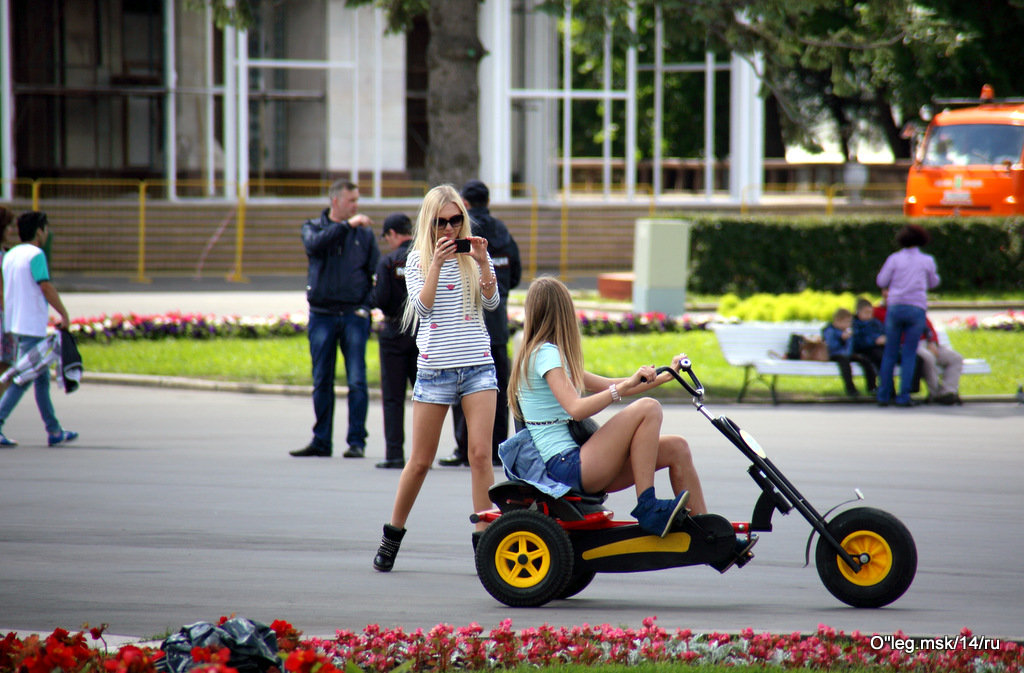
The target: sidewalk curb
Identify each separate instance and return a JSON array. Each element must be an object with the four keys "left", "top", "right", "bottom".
[{"left": 83, "top": 372, "right": 1019, "bottom": 405}]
